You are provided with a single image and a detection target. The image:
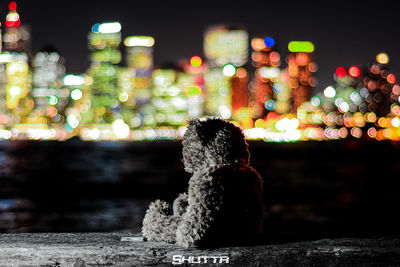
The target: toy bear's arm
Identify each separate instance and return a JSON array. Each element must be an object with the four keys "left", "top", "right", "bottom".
[
  {"left": 142, "top": 199, "right": 180, "bottom": 243},
  {"left": 176, "top": 170, "right": 223, "bottom": 247},
  {"left": 173, "top": 192, "right": 188, "bottom": 216}
]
